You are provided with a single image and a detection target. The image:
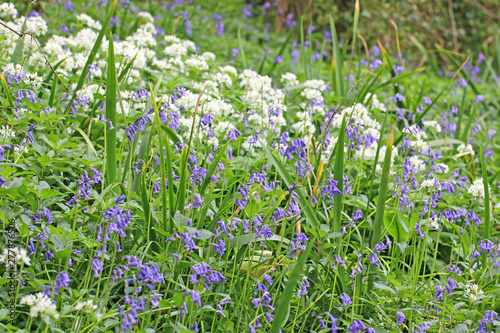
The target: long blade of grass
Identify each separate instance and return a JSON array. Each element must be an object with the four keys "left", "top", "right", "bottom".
[
  {"left": 150, "top": 84, "right": 172, "bottom": 233},
  {"left": 131, "top": 75, "right": 163, "bottom": 193},
  {"left": 140, "top": 169, "right": 160, "bottom": 253},
  {"left": 329, "top": 16, "right": 344, "bottom": 98},
  {"left": 237, "top": 29, "right": 247, "bottom": 69},
  {"left": 117, "top": 52, "right": 138, "bottom": 82},
  {"left": 351, "top": 0, "right": 360, "bottom": 58},
  {"left": 332, "top": 114, "right": 347, "bottom": 237},
  {"left": 0, "top": 71, "right": 15, "bottom": 109},
  {"left": 176, "top": 86, "right": 206, "bottom": 214},
  {"left": 371, "top": 122, "right": 396, "bottom": 248},
  {"left": 198, "top": 140, "right": 230, "bottom": 197},
  {"left": 367, "top": 122, "right": 395, "bottom": 292},
  {"left": 74, "top": 127, "right": 98, "bottom": 158},
  {"left": 11, "top": 16, "right": 27, "bottom": 65},
  {"left": 176, "top": 145, "right": 189, "bottom": 214},
  {"left": 105, "top": 32, "right": 117, "bottom": 186},
  {"left": 269, "top": 241, "right": 313, "bottom": 333},
  {"left": 63, "top": 0, "right": 118, "bottom": 115},
  {"left": 479, "top": 142, "right": 491, "bottom": 241}
]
